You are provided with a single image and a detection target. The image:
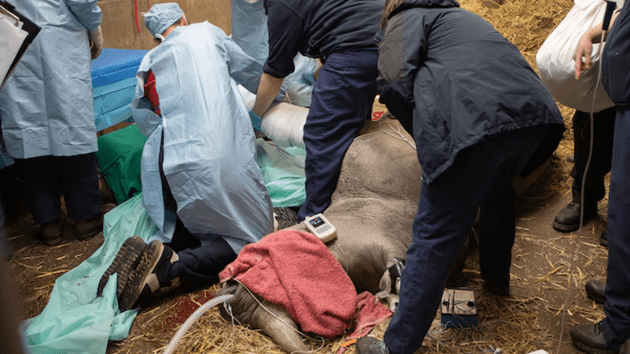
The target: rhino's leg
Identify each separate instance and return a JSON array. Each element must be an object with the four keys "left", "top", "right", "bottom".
[{"left": 217, "top": 281, "right": 309, "bottom": 353}]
